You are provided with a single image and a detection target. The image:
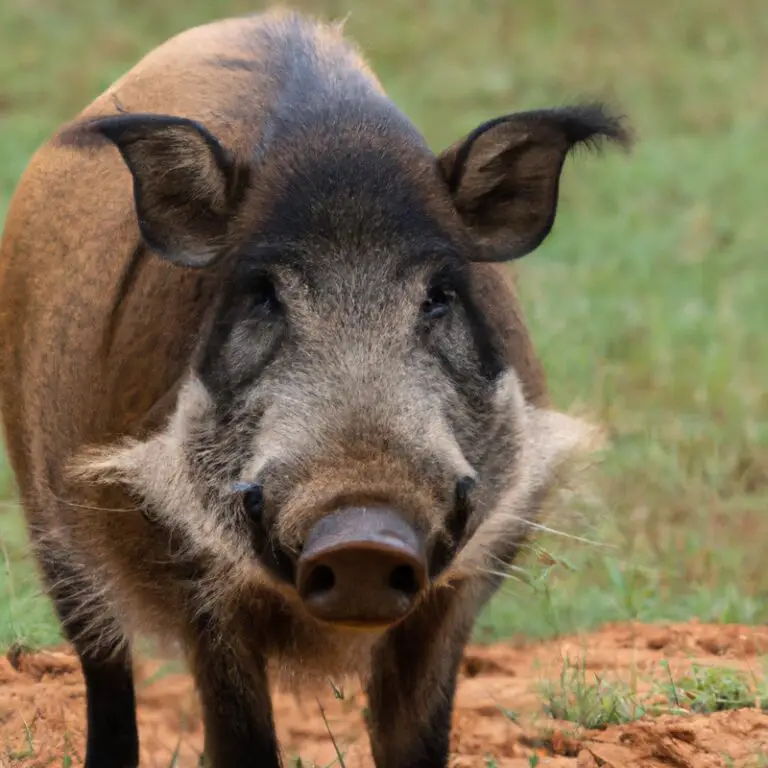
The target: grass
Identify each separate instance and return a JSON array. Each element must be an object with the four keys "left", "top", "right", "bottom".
[
  {"left": 6, "top": 721, "right": 35, "bottom": 761},
  {"left": 0, "top": 500, "right": 61, "bottom": 648},
  {"left": 539, "top": 655, "right": 649, "bottom": 729},
  {"left": 536, "top": 654, "right": 768, "bottom": 731},
  {"left": 524, "top": 655, "right": 768, "bottom": 765},
  {"left": 1, "top": 0, "right": 767, "bottom": 655},
  {"left": 662, "top": 660, "right": 768, "bottom": 715}
]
